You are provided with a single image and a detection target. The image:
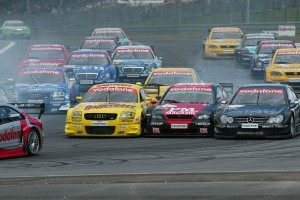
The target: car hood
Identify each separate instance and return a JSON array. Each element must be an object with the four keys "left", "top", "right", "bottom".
[
  {"left": 16, "top": 84, "right": 67, "bottom": 93},
  {"left": 156, "top": 103, "right": 213, "bottom": 115},
  {"left": 222, "top": 105, "right": 286, "bottom": 116},
  {"left": 211, "top": 39, "right": 240, "bottom": 45},
  {"left": 66, "top": 65, "right": 105, "bottom": 73},
  {"left": 75, "top": 102, "right": 138, "bottom": 113},
  {"left": 4, "top": 26, "right": 28, "bottom": 30},
  {"left": 20, "top": 59, "right": 65, "bottom": 67},
  {"left": 270, "top": 64, "right": 300, "bottom": 70},
  {"left": 245, "top": 46, "right": 257, "bottom": 54},
  {"left": 115, "top": 60, "right": 156, "bottom": 66}
]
